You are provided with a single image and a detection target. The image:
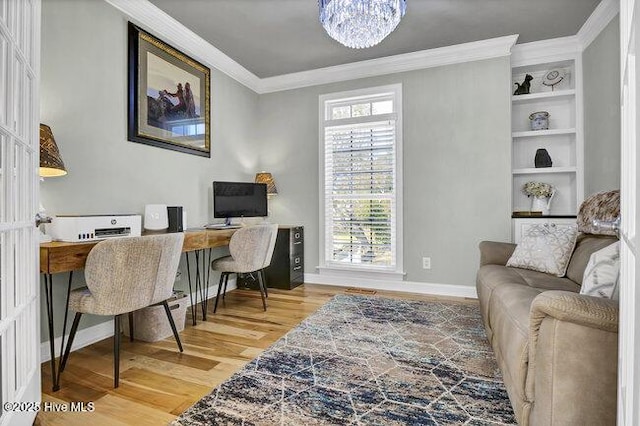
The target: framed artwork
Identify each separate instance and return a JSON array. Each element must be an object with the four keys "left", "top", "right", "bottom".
[{"left": 128, "top": 23, "right": 211, "bottom": 157}]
